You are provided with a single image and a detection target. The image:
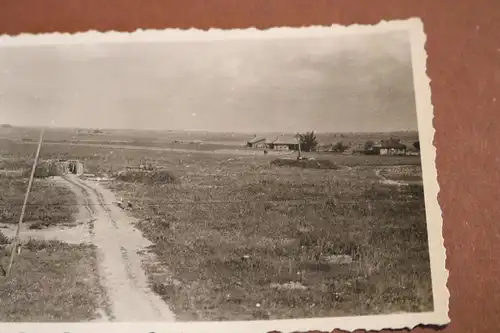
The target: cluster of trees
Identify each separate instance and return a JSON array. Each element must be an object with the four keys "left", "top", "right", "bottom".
[
  {"left": 298, "top": 131, "right": 318, "bottom": 152},
  {"left": 296, "top": 131, "right": 421, "bottom": 154},
  {"left": 297, "top": 132, "right": 349, "bottom": 153},
  {"left": 331, "top": 141, "right": 349, "bottom": 153}
]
